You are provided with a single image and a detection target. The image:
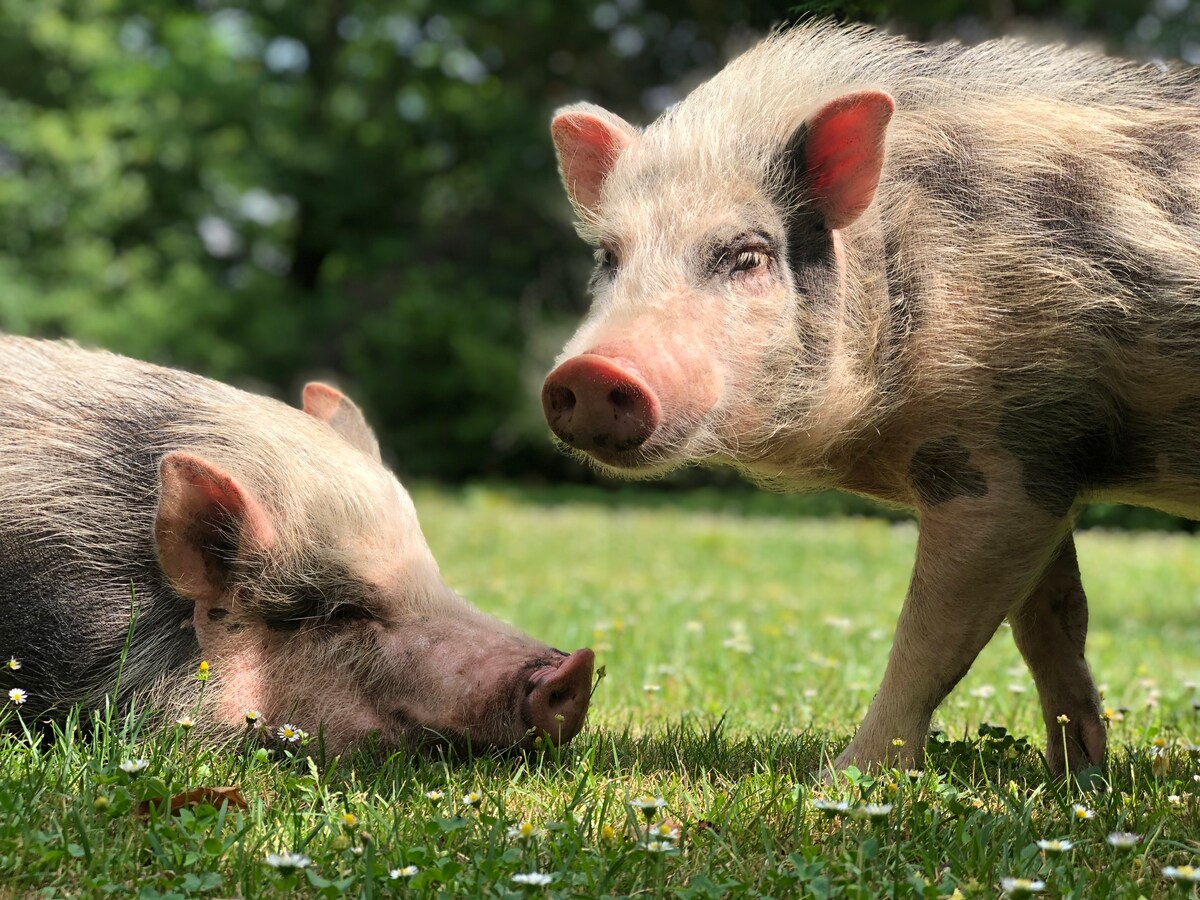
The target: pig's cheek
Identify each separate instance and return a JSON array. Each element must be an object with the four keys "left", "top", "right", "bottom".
[{"left": 193, "top": 617, "right": 272, "bottom": 723}]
